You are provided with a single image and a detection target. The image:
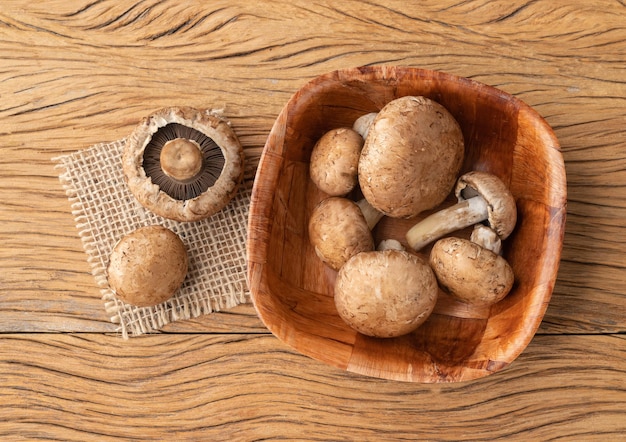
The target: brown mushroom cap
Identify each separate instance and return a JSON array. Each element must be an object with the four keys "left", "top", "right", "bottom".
[
  {"left": 308, "top": 197, "right": 374, "bottom": 271},
  {"left": 107, "top": 225, "right": 188, "bottom": 307},
  {"left": 358, "top": 96, "right": 464, "bottom": 219},
  {"left": 123, "top": 106, "right": 245, "bottom": 222},
  {"left": 309, "top": 127, "right": 364, "bottom": 196},
  {"left": 455, "top": 171, "right": 517, "bottom": 240},
  {"left": 334, "top": 250, "right": 438, "bottom": 338},
  {"left": 429, "top": 237, "right": 514, "bottom": 305}
]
